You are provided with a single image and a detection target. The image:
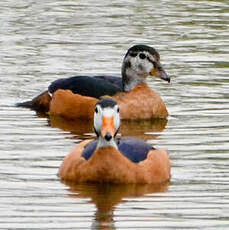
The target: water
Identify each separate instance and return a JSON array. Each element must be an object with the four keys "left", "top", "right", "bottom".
[{"left": 1, "top": 0, "right": 229, "bottom": 229}]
